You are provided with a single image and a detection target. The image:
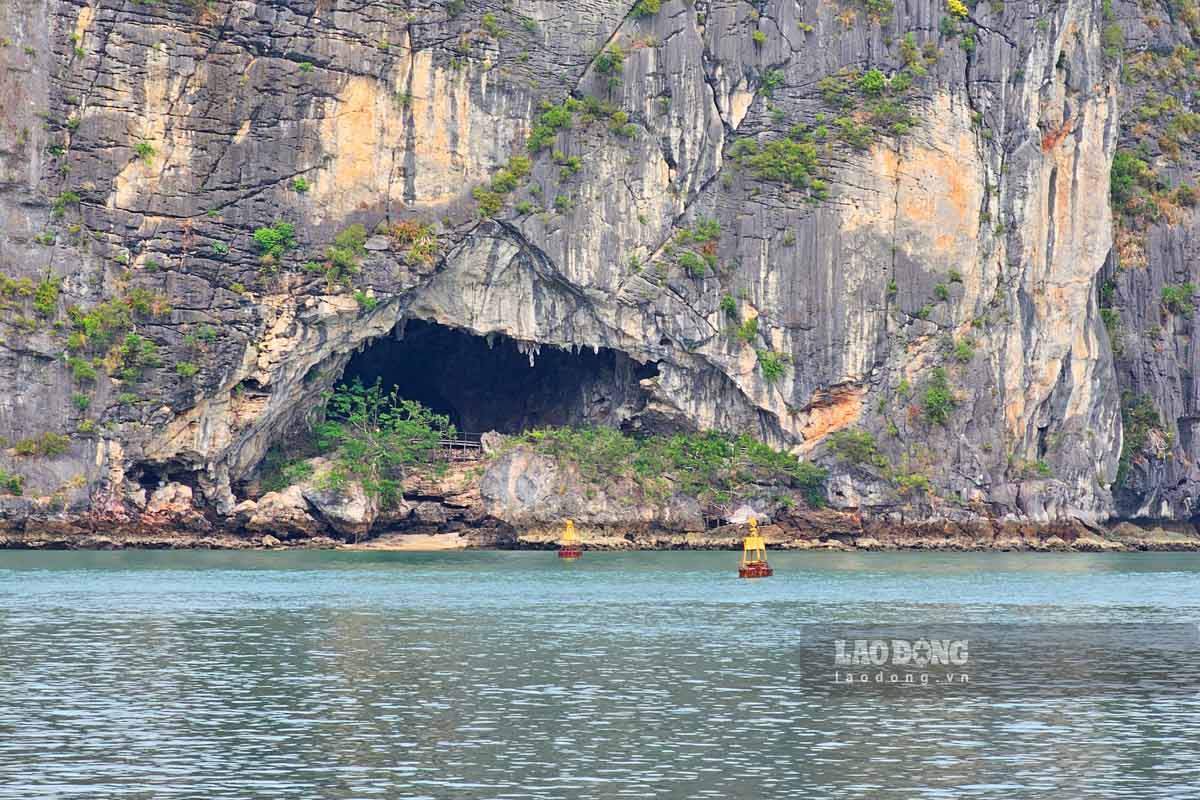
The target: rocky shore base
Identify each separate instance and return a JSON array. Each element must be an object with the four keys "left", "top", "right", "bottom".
[
  {"left": 3, "top": 511, "right": 1199, "bottom": 552},
  {"left": 4, "top": 450, "right": 1200, "bottom": 552}
]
